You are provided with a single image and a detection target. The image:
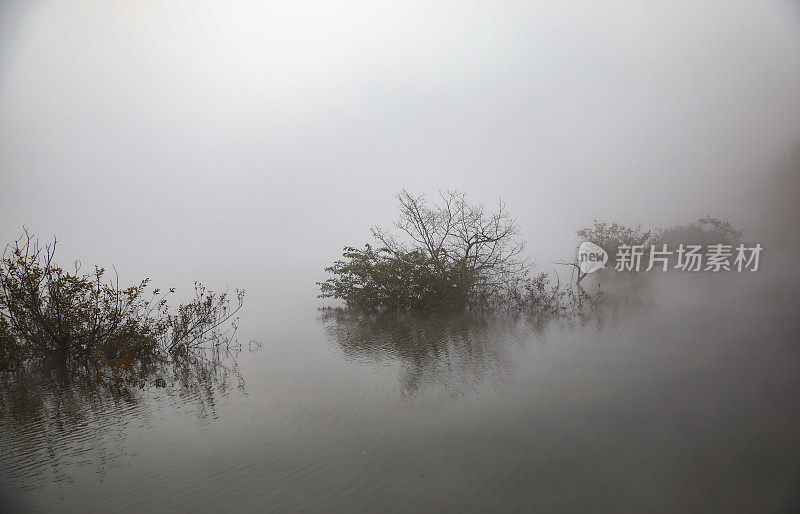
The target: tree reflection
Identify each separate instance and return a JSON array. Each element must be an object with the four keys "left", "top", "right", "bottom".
[
  {"left": 318, "top": 283, "right": 650, "bottom": 397},
  {"left": 0, "top": 346, "right": 250, "bottom": 495},
  {"left": 319, "top": 309, "right": 533, "bottom": 397}
]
